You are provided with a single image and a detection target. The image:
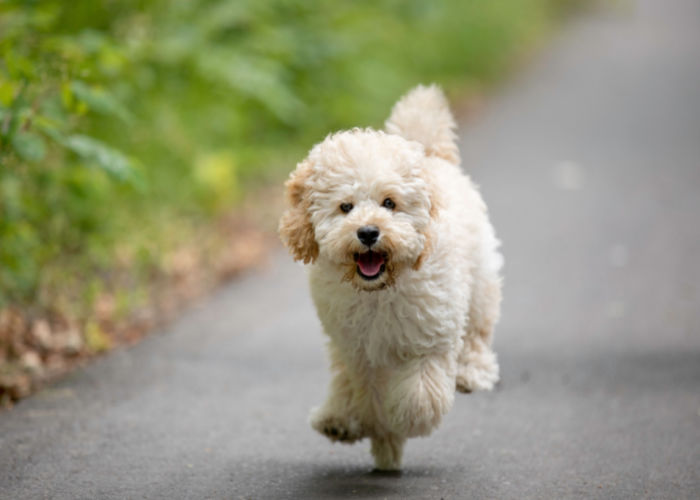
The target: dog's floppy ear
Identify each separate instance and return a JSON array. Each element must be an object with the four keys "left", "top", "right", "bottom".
[
  {"left": 426, "top": 175, "right": 443, "bottom": 221},
  {"left": 419, "top": 156, "right": 445, "bottom": 221},
  {"left": 413, "top": 161, "right": 443, "bottom": 270},
  {"left": 279, "top": 158, "right": 319, "bottom": 264}
]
